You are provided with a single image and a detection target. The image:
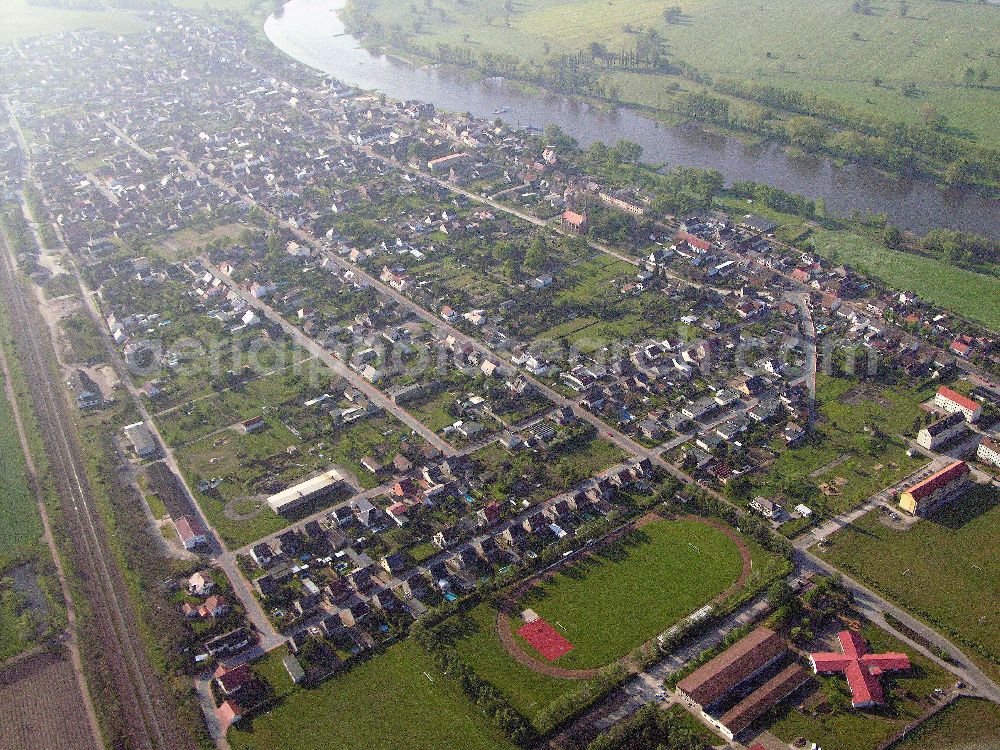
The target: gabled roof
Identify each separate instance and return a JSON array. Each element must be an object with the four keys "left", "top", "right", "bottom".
[
  {"left": 936, "top": 386, "right": 979, "bottom": 412},
  {"left": 902, "top": 460, "right": 968, "bottom": 502}
]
